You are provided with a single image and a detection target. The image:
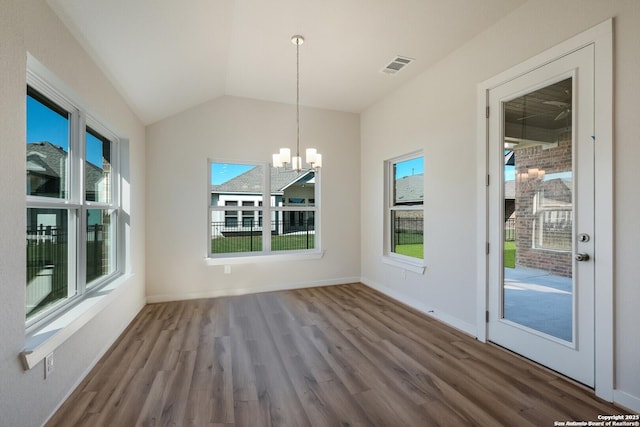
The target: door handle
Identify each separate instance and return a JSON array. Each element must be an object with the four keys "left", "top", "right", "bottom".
[{"left": 575, "top": 253, "right": 590, "bottom": 262}]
